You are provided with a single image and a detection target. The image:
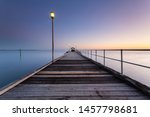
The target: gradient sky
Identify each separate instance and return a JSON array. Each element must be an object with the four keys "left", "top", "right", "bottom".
[{"left": 0, "top": 0, "right": 150, "bottom": 50}]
